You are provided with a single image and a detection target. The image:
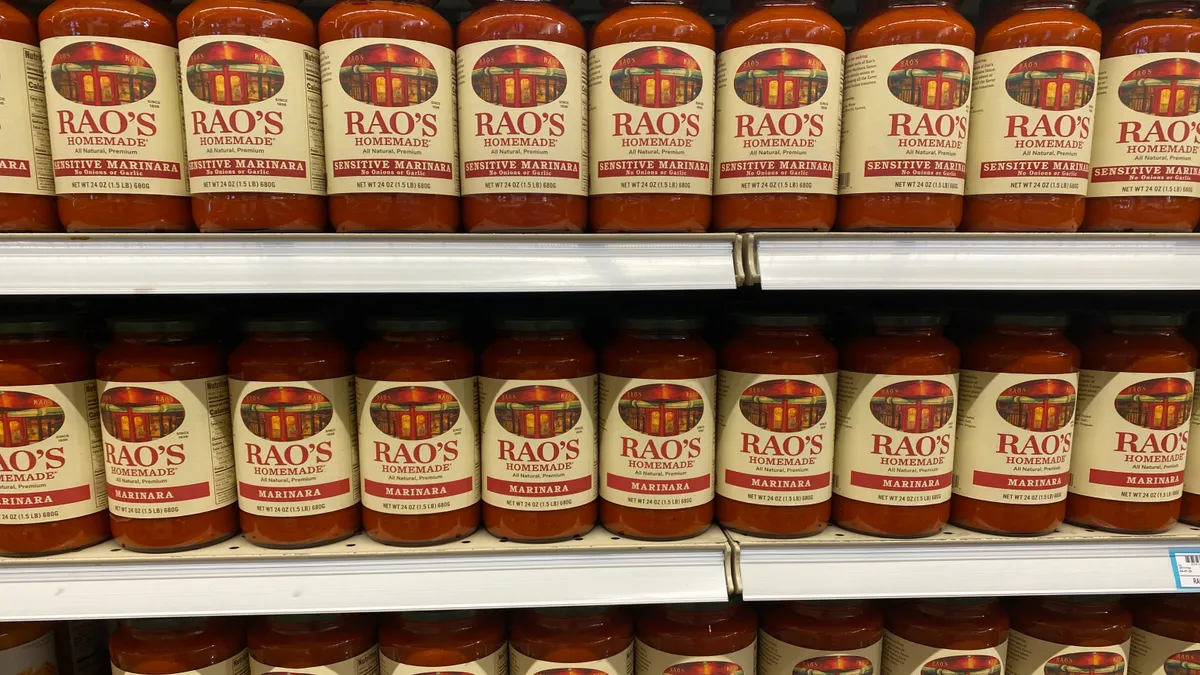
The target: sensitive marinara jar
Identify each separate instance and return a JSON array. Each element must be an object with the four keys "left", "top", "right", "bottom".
[
  {"left": 177, "top": 0, "right": 328, "bottom": 232},
  {"left": 589, "top": 0, "right": 717, "bottom": 232},
  {"left": 1066, "top": 312, "right": 1196, "bottom": 534},
  {"left": 110, "top": 619, "right": 248, "bottom": 675},
  {"left": 0, "top": 317, "right": 108, "bottom": 556},
  {"left": 1084, "top": 0, "right": 1200, "bottom": 232},
  {"left": 1129, "top": 595, "right": 1200, "bottom": 675},
  {"left": 599, "top": 317, "right": 717, "bottom": 541},
  {"left": 712, "top": 0, "right": 844, "bottom": 231},
  {"left": 951, "top": 313, "right": 1081, "bottom": 536},
  {"left": 758, "top": 601, "right": 884, "bottom": 675},
  {"left": 835, "top": 0, "right": 975, "bottom": 231},
  {"left": 832, "top": 313, "right": 960, "bottom": 538},
  {"left": 39, "top": 0, "right": 191, "bottom": 232},
  {"left": 962, "top": 0, "right": 1102, "bottom": 232},
  {"left": 883, "top": 599, "right": 1008, "bottom": 675},
  {"left": 379, "top": 611, "right": 505, "bottom": 675},
  {"left": 510, "top": 607, "right": 634, "bottom": 675},
  {"left": 356, "top": 317, "right": 478, "bottom": 546},
  {"left": 1007, "top": 597, "right": 1132, "bottom": 675},
  {"left": 249, "top": 615, "right": 377, "bottom": 675},
  {"left": 96, "top": 317, "right": 238, "bottom": 553},
  {"left": 456, "top": 0, "right": 587, "bottom": 232},
  {"left": 319, "top": 0, "right": 459, "bottom": 232},
  {"left": 0, "top": 623, "right": 57, "bottom": 675},
  {"left": 635, "top": 604, "right": 757, "bottom": 675},
  {"left": 0, "top": 0, "right": 54, "bottom": 232},
  {"left": 480, "top": 318, "right": 597, "bottom": 542},
  {"left": 716, "top": 313, "right": 837, "bottom": 538}
]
